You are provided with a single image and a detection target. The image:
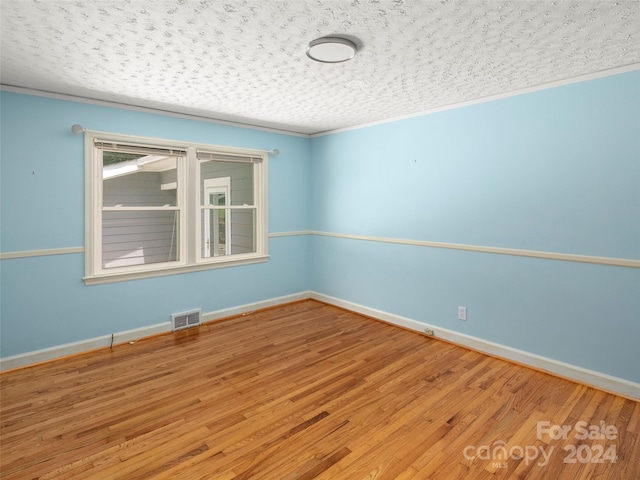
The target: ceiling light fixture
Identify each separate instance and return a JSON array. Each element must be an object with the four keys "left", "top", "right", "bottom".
[{"left": 306, "top": 37, "right": 357, "bottom": 63}]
